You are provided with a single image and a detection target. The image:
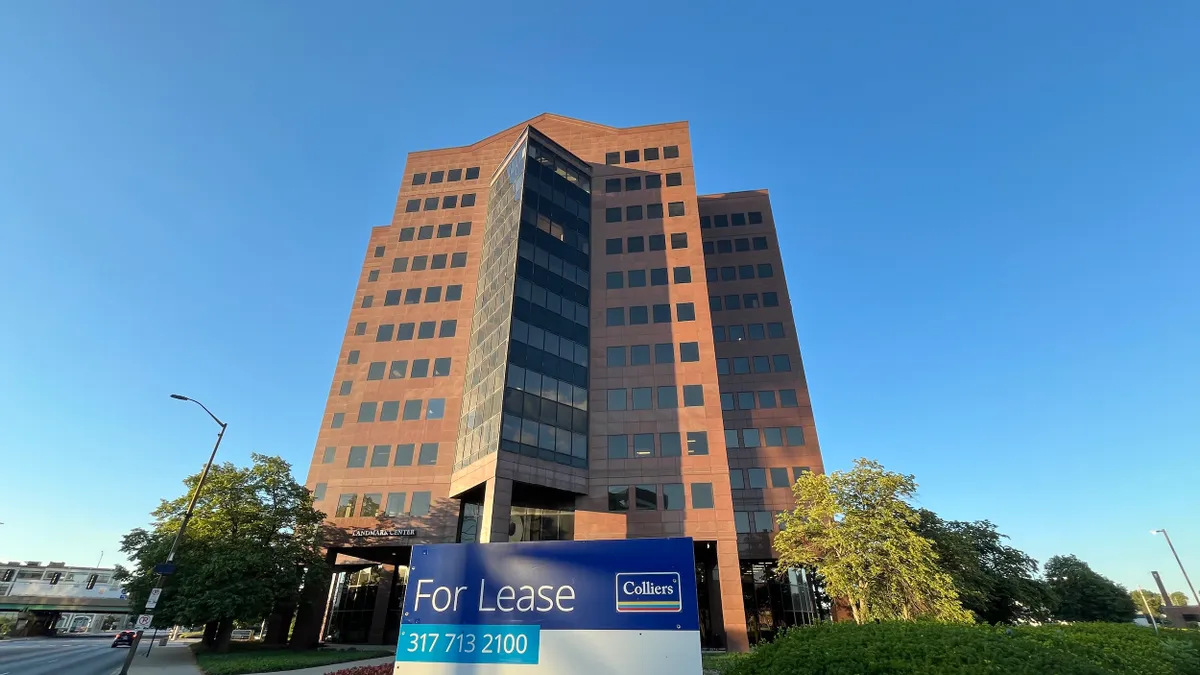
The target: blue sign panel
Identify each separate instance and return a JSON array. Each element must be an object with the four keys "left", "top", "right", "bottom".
[{"left": 397, "top": 538, "right": 701, "bottom": 673}]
